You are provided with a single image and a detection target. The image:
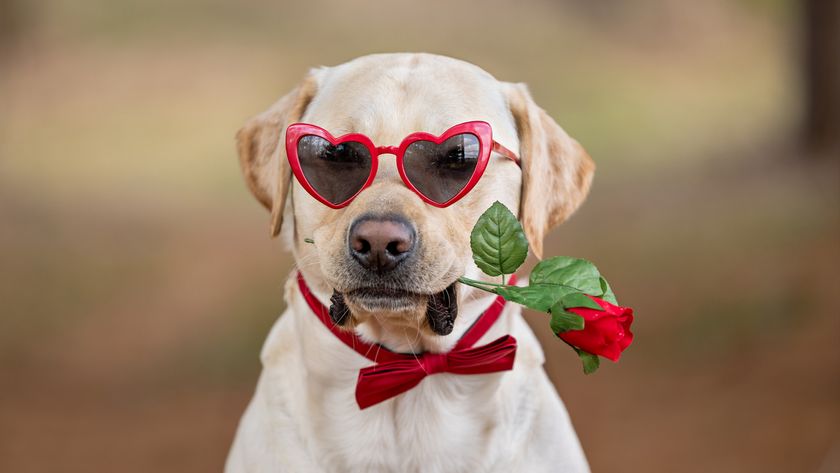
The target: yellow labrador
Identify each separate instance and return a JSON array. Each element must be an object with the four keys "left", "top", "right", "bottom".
[{"left": 226, "top": 53, "right": 594, "bottom": 473}]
